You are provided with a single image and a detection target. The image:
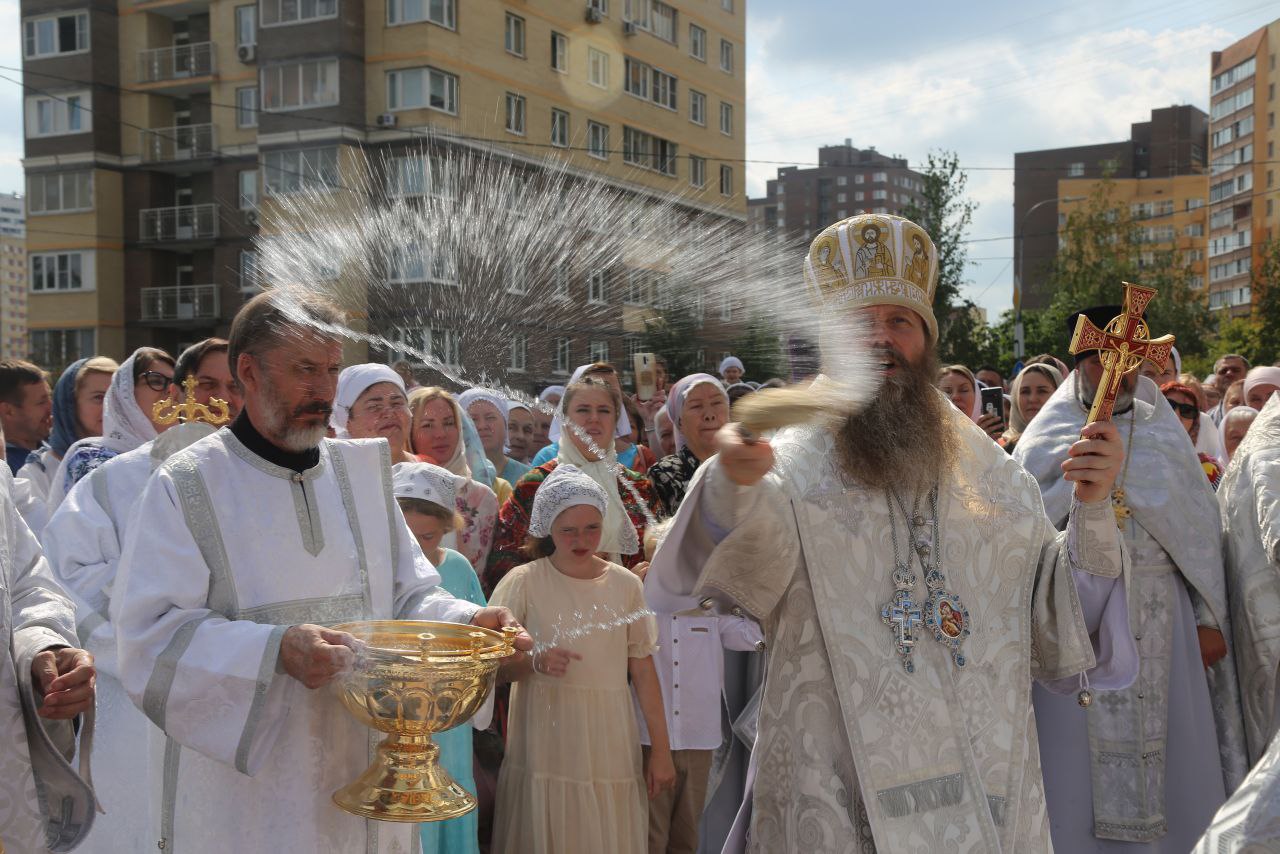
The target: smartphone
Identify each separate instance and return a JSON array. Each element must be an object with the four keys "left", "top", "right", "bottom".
[
  {"left": 634, "top": 353, "right": 657, "bottom": 401},
  {"left": 979, "top": 385, "right": 1004, "bottom": 426}
]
